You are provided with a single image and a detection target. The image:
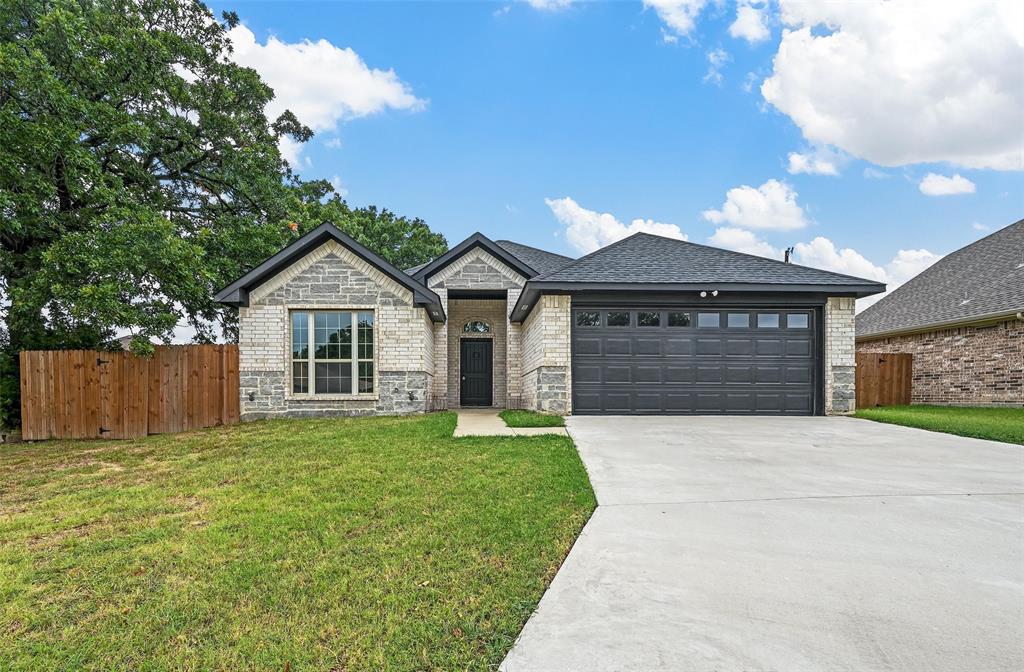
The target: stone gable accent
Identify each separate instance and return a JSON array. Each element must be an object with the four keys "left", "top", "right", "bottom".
[
  {"left": 256, "top": 243, "right": 411, "bottom": 307},
  {"left": 427, "top": 247, "right": 526, "bottom": 290},
  {"left": 825, "top": 296, "right": 856, "bottom": 414},
  {"left": 857, "top": 319, "right": 1023, "bottom": 406}
]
